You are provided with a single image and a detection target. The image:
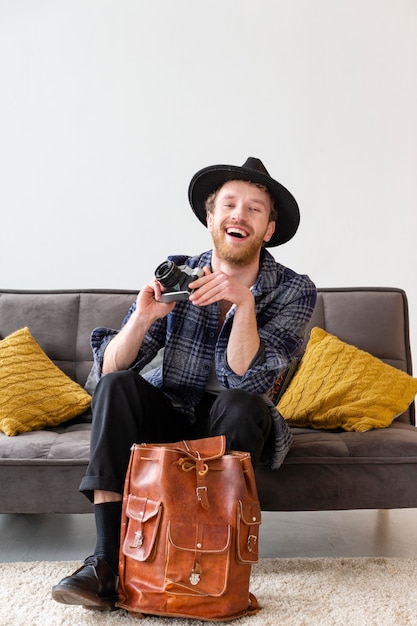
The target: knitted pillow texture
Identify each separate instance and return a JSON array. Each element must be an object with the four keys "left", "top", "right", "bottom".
[
  {"left": 0, "top": 327, "right": 91, "bottom": 436},
  {"left": 277, "top": 327, "right": 417, "bottom": 432}
]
